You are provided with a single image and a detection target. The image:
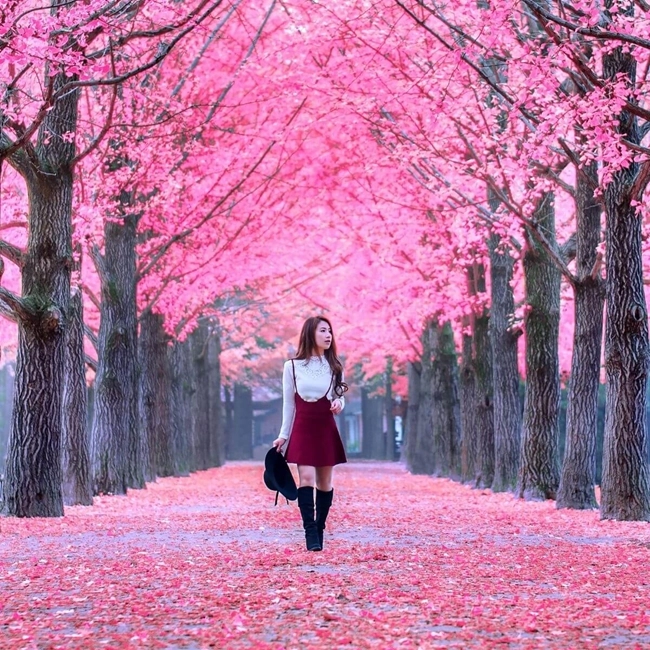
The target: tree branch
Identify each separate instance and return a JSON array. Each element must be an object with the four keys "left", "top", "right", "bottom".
[
  {"left": 84, "top": 323, "right": 98, "bottom": 352},
  {"left": 81, "top": 282, "right": 101, "bottom": 311},
  {"left": 61, "top": 1, "right": 225, "bottom": 94},
  {"left": 631, "top": 159, "right": 650, "bottom": 201},
  {"left": 0, "top": 239, "right": 24, "bottom": 267},
  {"left": 137, "top": 140, "right": 276, "bottom": 281},
  {"left": 590, "top": 251, "right": 604, "bottom": 281},
  {"left": 71, "top": 49, "right": 119, "bottom": 167},
  {"left": 85, "top": 353, "right": 98, "bottom": 371},
  {"left": 0, "top": 286, "right": 35, "bottom": 321},
  {"left": 88, "top": 244, "right": 109, "bottom": 284}
]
